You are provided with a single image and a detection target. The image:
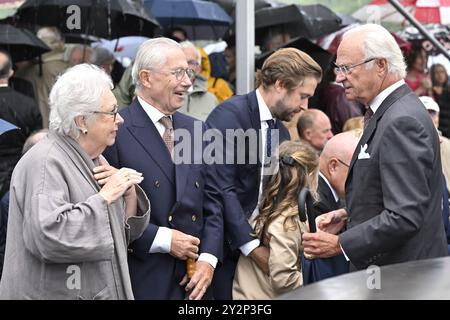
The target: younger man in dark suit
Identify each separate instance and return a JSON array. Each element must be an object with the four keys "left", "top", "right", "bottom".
[{"left": 206, "top": 48, "right": 322, "bottom": 299}]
